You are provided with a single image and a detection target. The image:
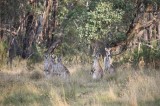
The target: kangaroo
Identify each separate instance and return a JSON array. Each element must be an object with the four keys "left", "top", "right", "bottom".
[
  {"left": 56, "top": 56, "right": 70, "bottom": 79},
  {"left": 8, "top": 37, "right": 22, "bottom": 68},
  {"left": 44, "top": 53, "right": 70, "bottom": 79},
  {"left": 138, "top": 57, "right": 145, "bottom": 71},
  {"left": 91, "top": 53, "right": 104, "bottom": 80},
  {"left": 104, "top": 48, "right": 115, "bottom": 74},
  {"left": 44, "top": 53, "right": 57, "bottom": 78}
]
